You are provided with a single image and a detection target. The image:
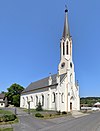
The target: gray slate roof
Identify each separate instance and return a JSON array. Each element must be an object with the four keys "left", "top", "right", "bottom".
[
  {"left": 0, "top": 101, "right": 5, "bottom": 103},
  {"left": 0, "top": 94, "right": 5, "bottom": 99},
  {"left": 22, "top": 73, "right": 66, "bottom": 93}
]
